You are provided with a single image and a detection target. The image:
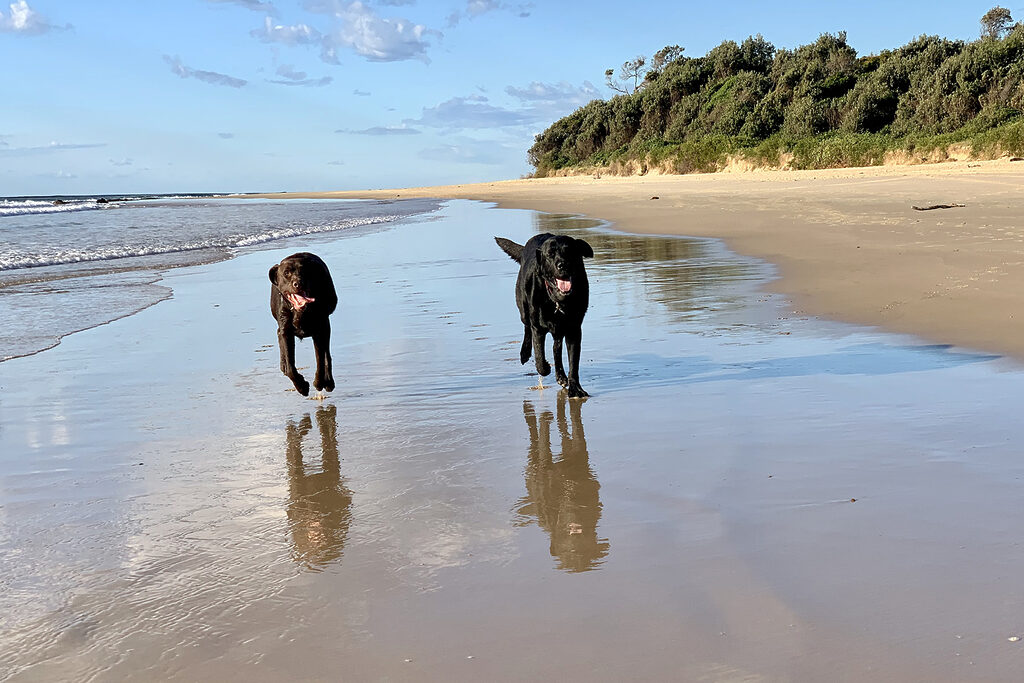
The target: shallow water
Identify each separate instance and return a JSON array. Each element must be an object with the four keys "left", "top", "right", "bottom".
[
  {"left": 0, "top": 196, "right": 440, "bottom": 361},
  {"left": 2, "top": 200, "right": 1024, "bottom": 681}
]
